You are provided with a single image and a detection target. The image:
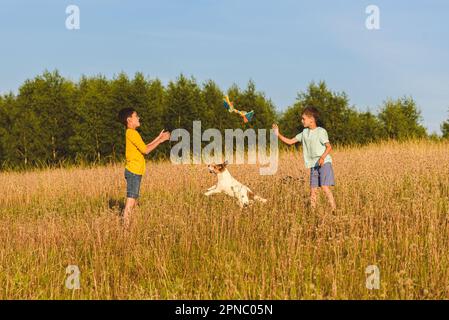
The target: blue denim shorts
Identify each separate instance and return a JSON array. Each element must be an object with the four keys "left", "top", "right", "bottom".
[
  {"left": 125, "top": 169, "right": 142, "bottom": 199},
  {"left": 310, "top": 162, "right": 335, "bottom": 188}
]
